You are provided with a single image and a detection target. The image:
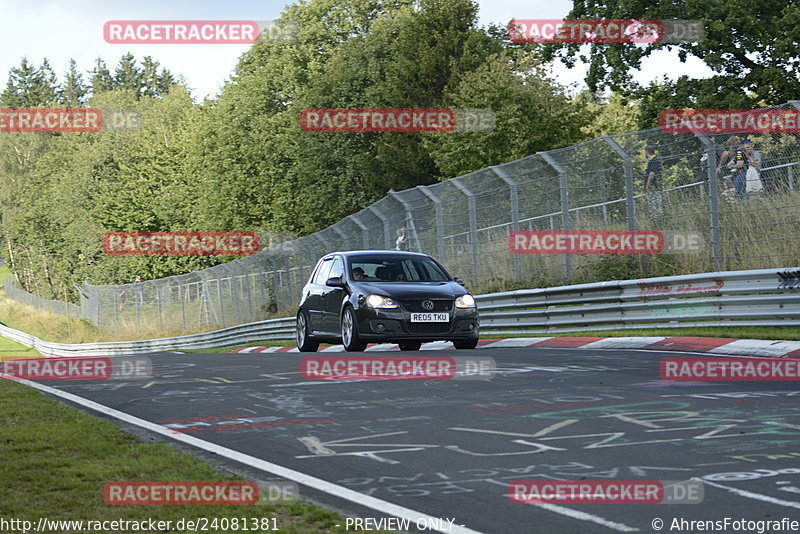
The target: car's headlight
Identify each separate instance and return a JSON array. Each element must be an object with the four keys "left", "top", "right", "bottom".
[
  {"left": 455, "top": 294, "right": 476, "bottom": 308},
  {"left": 367, "top": 294, "right": 398, "bottom": 309}
]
